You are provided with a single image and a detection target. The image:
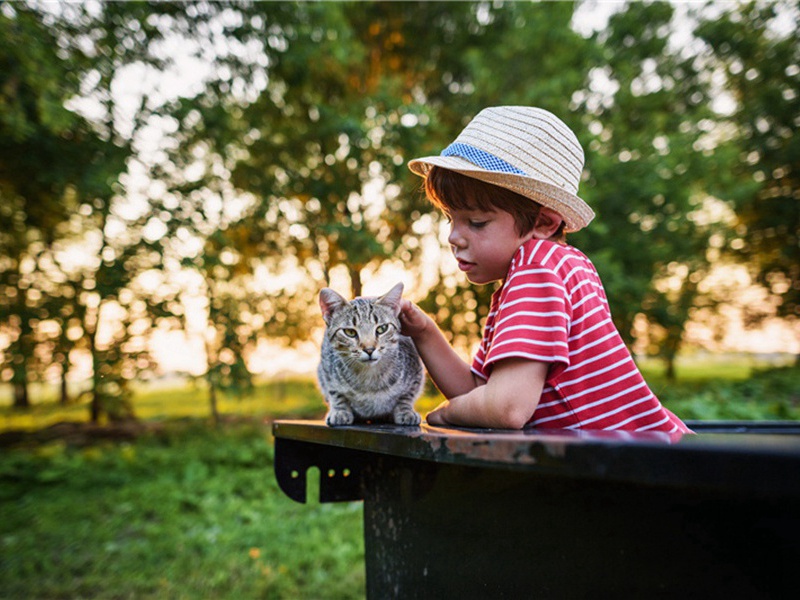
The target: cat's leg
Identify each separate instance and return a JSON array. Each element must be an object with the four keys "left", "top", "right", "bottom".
[
  {"left": 325, "top": 391, "right": 355, "bottom": 427},
  {"left": 392, "top": 396, "right": 421, "bottom": 426}
]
